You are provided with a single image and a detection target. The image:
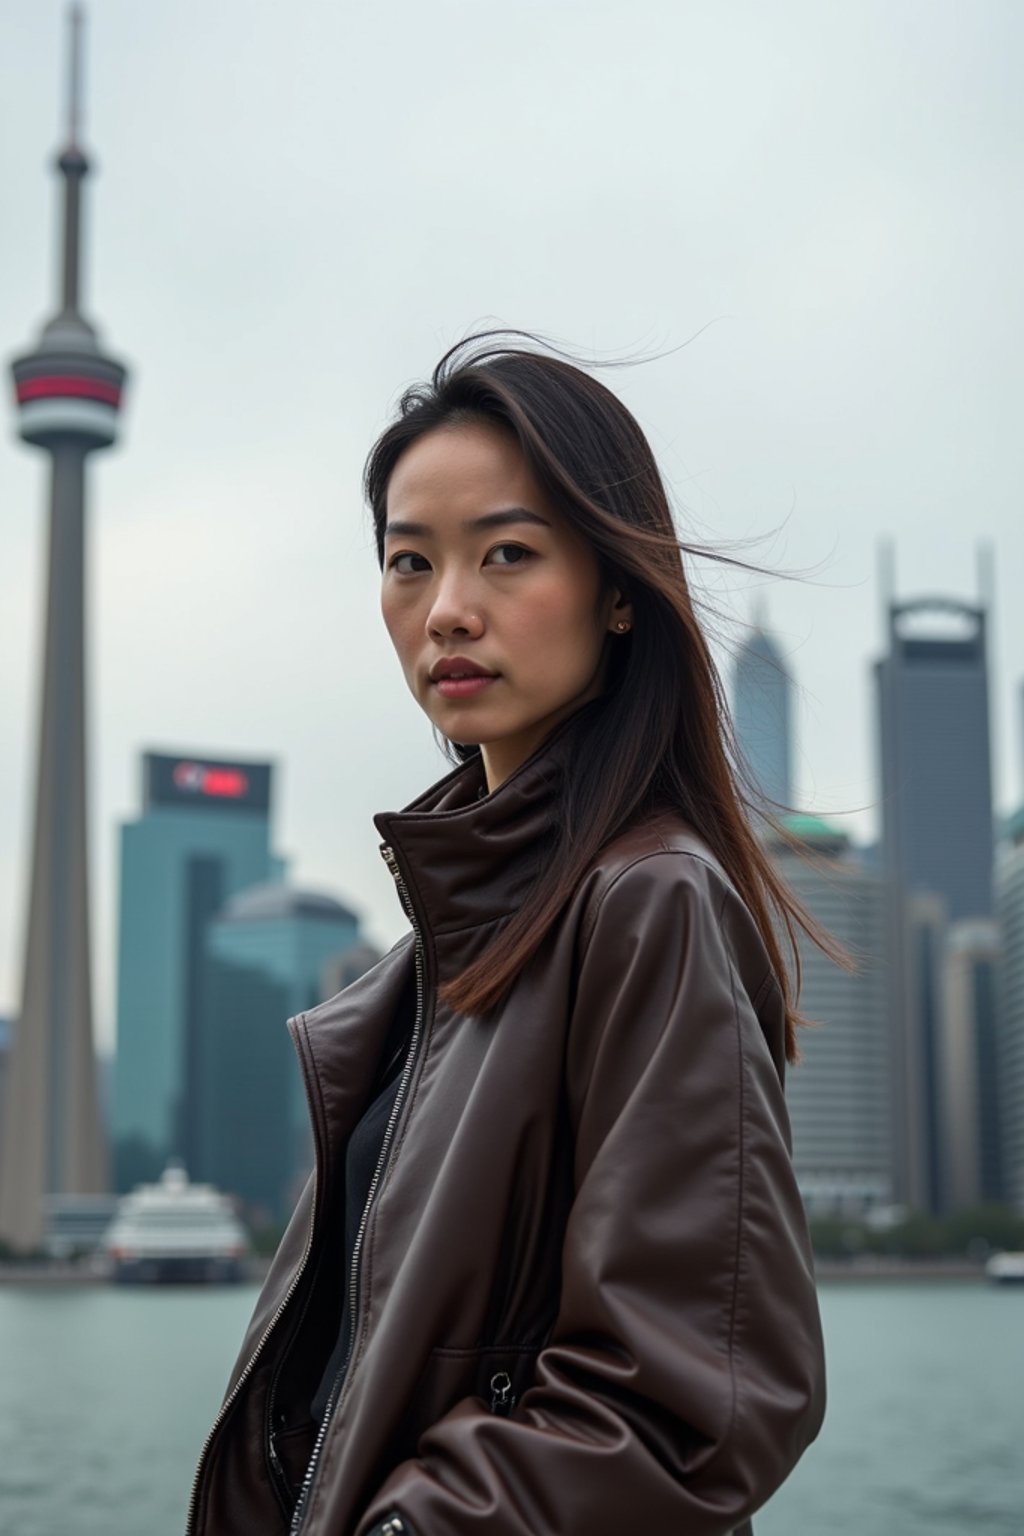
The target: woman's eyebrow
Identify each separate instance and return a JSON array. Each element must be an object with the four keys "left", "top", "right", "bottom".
[{"left": 385, "top": 507, "right": 552, "bottom": 539}]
